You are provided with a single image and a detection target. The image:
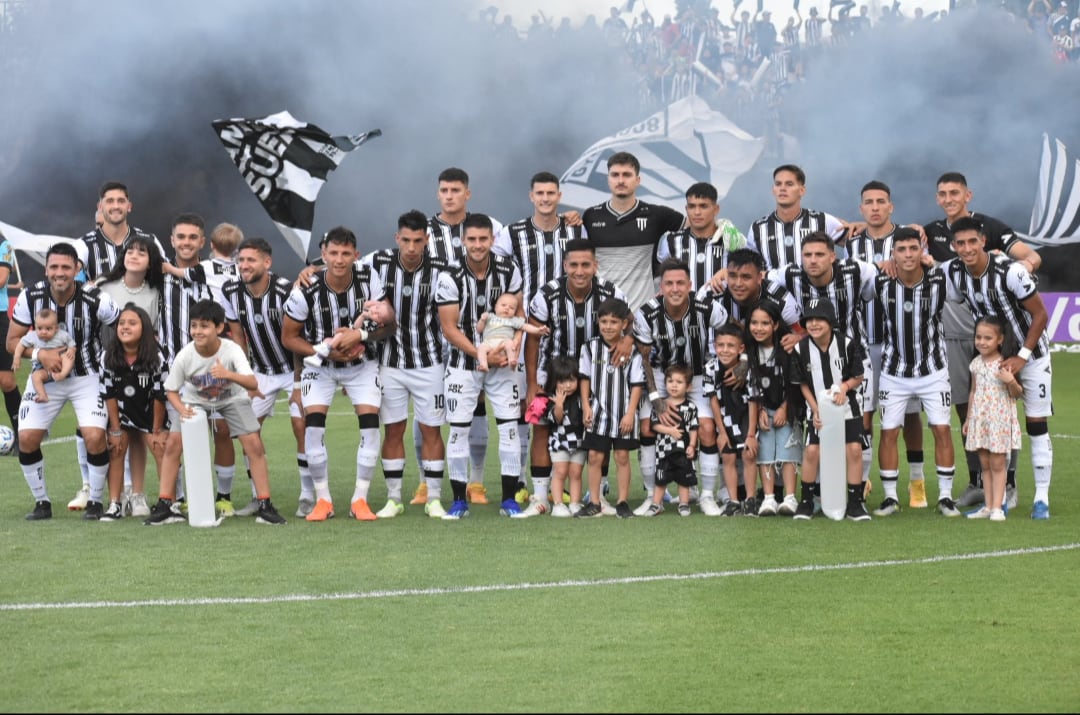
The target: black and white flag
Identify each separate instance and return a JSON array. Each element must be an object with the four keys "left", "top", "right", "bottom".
[
  {"left": 559, "top": 96, "right": 764, "bottom": 212},
  {"left": 212, "top": 110, "right": 381, "bottom": 258},
  {"left": 1022, "top": 133, "right": 1080, "bottom": 246}
]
